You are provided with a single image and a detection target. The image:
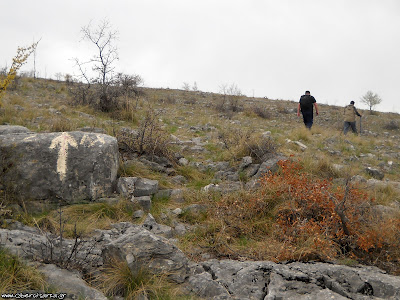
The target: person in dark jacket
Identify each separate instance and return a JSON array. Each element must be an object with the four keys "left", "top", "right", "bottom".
[
  {"left": 343, "top": 100, "right": 362, "bottom": 135},
  {"left": 297, "top": 91, "right": 319, "bottom": 129}
]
